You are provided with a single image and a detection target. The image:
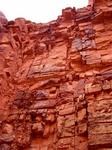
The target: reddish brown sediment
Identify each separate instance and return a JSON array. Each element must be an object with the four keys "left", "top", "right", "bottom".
[{"left": 1, "top": 0, "right": 112, "bottom": 149}]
